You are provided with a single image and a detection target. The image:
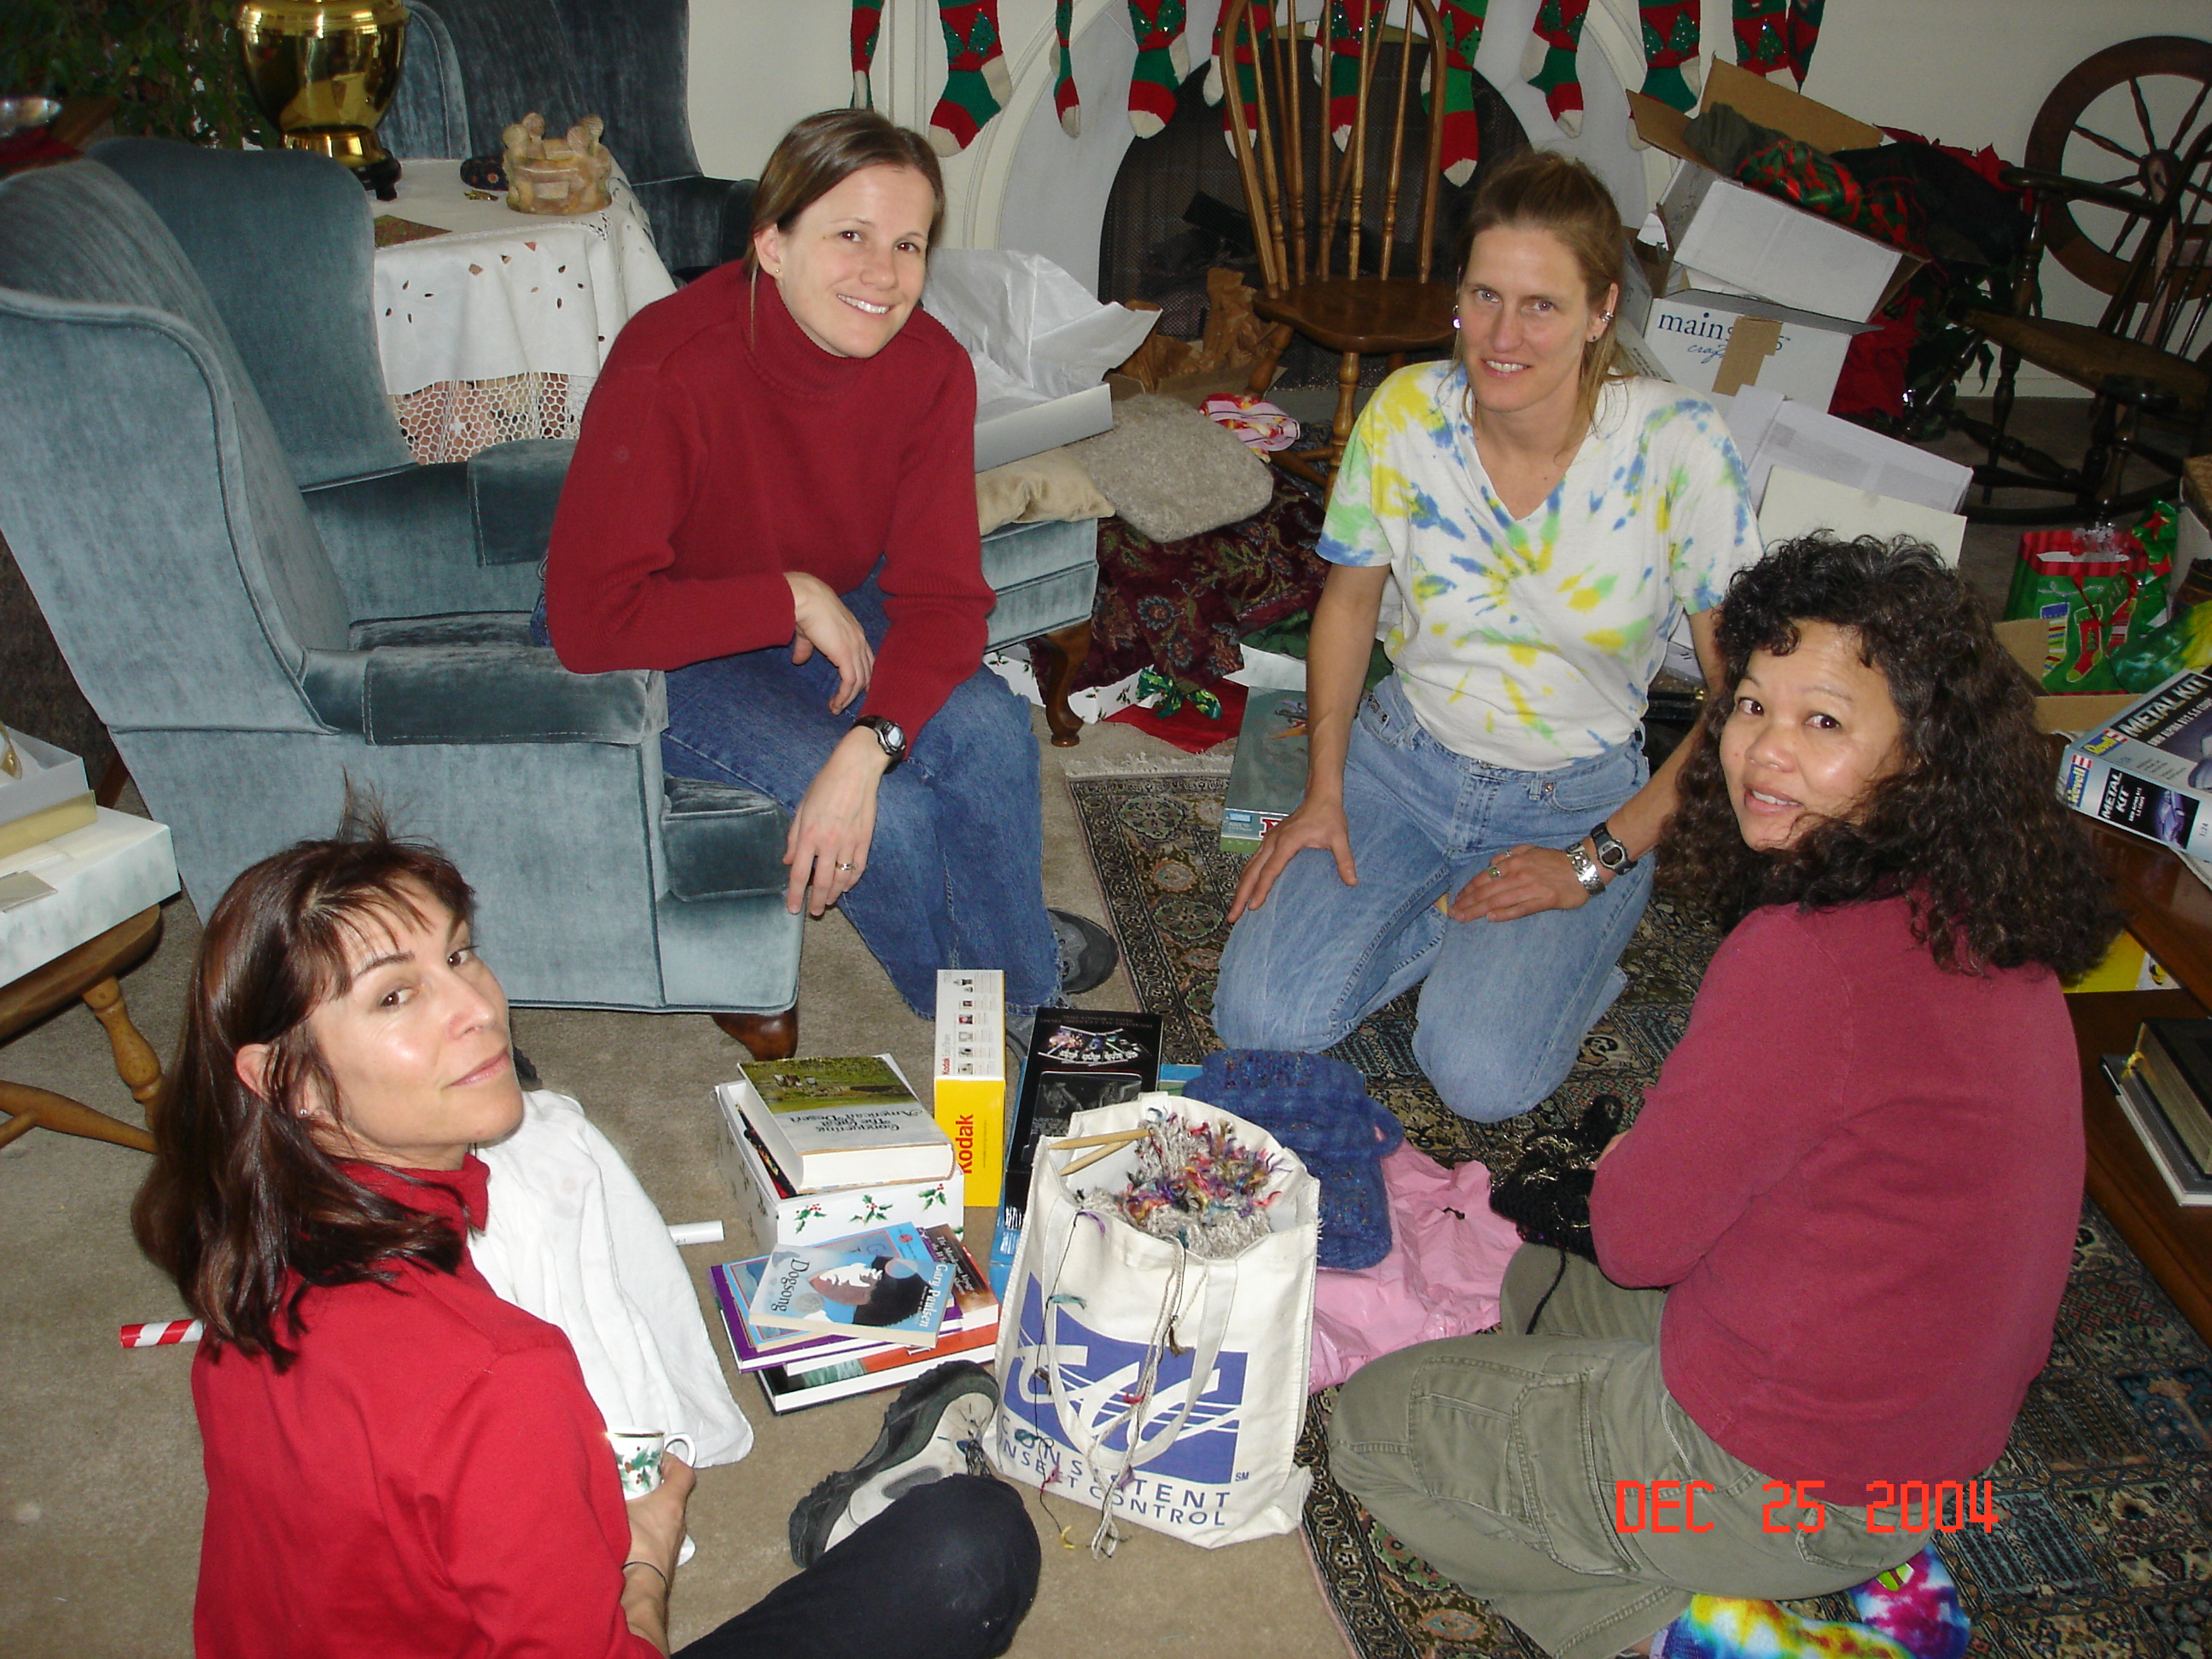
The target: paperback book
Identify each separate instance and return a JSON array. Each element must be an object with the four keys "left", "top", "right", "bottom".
[
  {"left": 752, "top": 1324, "right": 998, "bottom": 1414},
  {"left": 715, "top": 1054, "right": 952, "bottom": 1191},
  {"left": 747, "top": 1225, "right": 953, "bottom": 1344},
  {"left": 2102, "top": 1053, "right": 2212, "bottom": 1206},
  {"left": 2060, "top": 672, "right": 2212, "bottom": 859},
  {"left": 708, "top": 1225, "right": 997, "bottom": 1373},
  {"left": 1221, "top": 690, "right": 1310, "bottom": 854}
]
